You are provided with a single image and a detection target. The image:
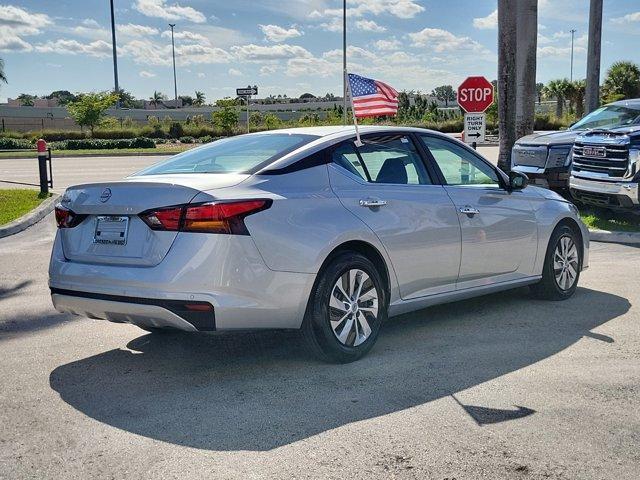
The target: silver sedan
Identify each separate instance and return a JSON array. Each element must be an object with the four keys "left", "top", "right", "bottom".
[{"left": 50, "top": 126, "right": 589, "bottom": 362}]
